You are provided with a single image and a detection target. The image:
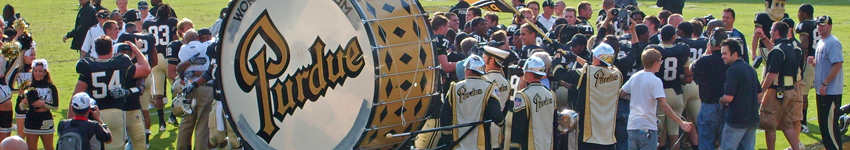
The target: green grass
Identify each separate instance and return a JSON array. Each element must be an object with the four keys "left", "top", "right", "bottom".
[{"left": 0, "top": 0, "right": 848, "bottom": 149}]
